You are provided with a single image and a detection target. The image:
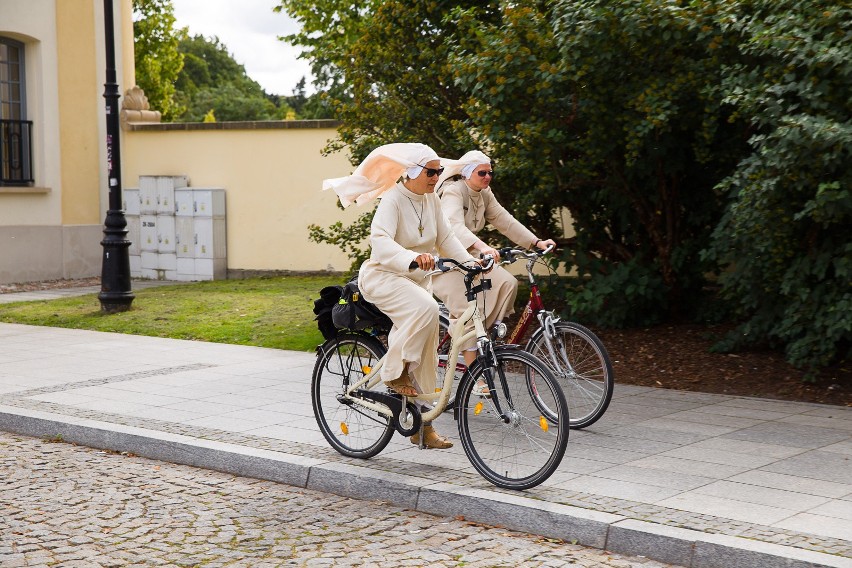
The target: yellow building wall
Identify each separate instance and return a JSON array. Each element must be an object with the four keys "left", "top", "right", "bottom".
[
  {"left": 123, "top": 125, "right": 363, "bottom": 272},
  {"left": 55, "top": 0, "right": 103, "bottom": 225}
]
